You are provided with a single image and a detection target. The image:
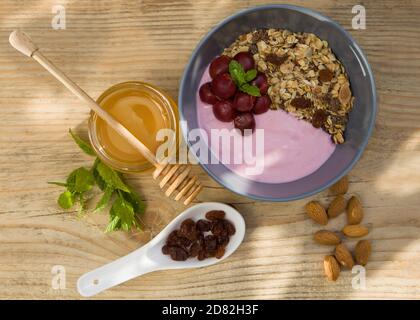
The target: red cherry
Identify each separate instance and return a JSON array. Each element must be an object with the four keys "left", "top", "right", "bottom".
[
  {"left": 199, "top": 82, "right": 220, "bottom": 104},
  {"left": 211, "top": 73, "right": 237, "bottom": 99},
  {"left": 233, "top": 92, "right": 255, "bottom": 112},
  {"left": 252, "top": 72, "right": 269, "bottom": 94},
  {"left": 233, "top": 52, "right": 255, "bottom": 71},
  {"left": 253, "top": 95, "right": 271, "bottom": 114},
  {"left": 209, "top": 55, "right": 231, "bottom": 79},
  {"left": 213, "top": 100, "right": 236, "bottom": 122},
  {"left": 234, "top": 112, "right": 255, "bottom": 134}
]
